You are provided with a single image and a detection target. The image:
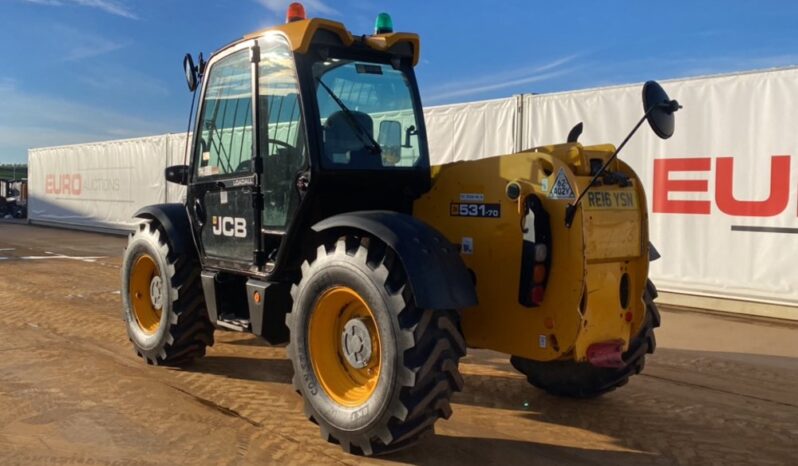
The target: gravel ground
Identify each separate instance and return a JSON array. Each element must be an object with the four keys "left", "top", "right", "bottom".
[{"left": 0, "top": 222, "right": 796, "bottom": 465}]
